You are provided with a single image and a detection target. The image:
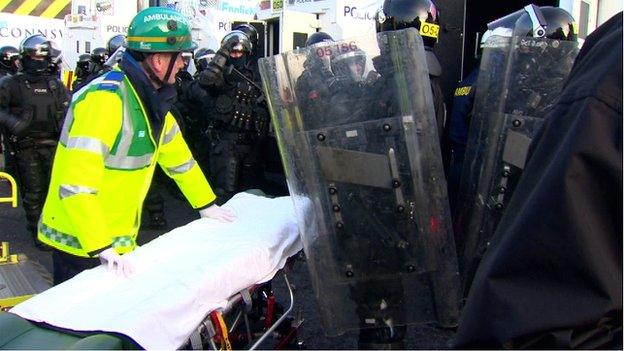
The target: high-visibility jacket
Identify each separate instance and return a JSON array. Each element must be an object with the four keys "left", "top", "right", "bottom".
[{"left": 38, "top": 69, "right": 216, "bottom": 258}]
